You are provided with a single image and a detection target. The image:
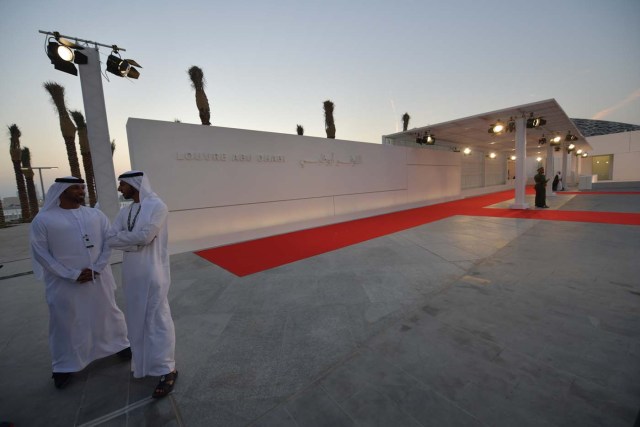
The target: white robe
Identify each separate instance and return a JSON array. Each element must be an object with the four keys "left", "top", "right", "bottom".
[
  {"left": 108, "top": 197, "right": 176, "bottom": 378},
  {"left": 30, "top": 206, "right": 130, "bottom": 373}
]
